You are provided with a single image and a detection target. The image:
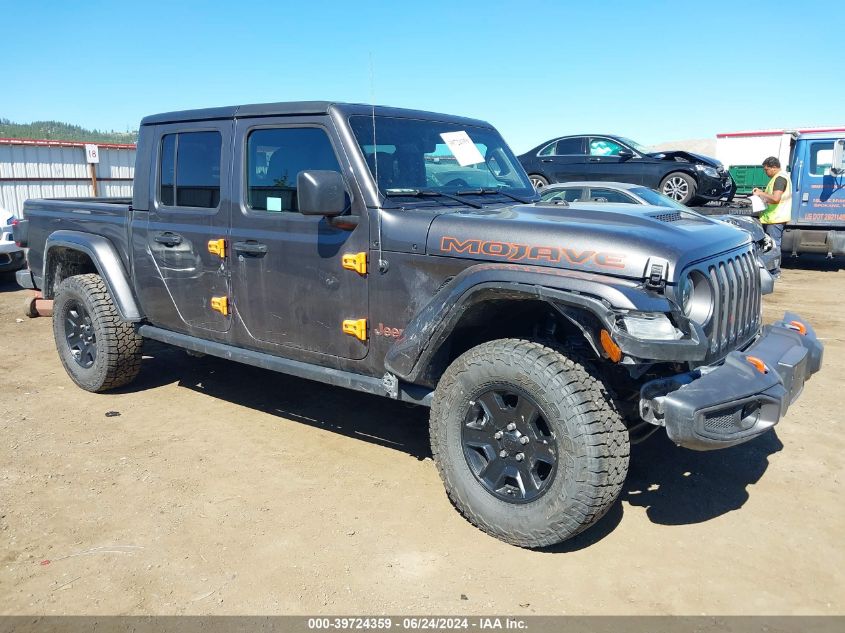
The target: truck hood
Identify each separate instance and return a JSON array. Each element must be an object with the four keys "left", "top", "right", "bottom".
[{"left": 426, "top": 202, "right": 750, "bottom": 282}]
